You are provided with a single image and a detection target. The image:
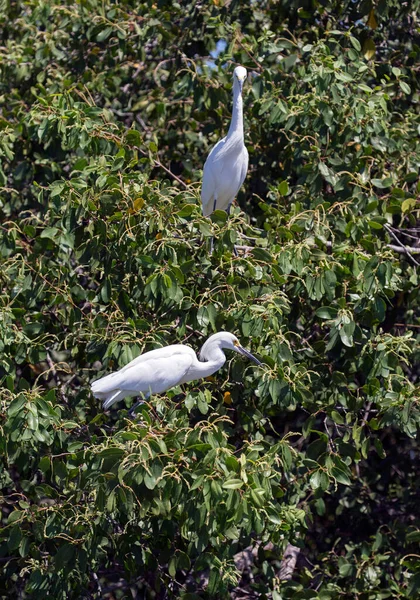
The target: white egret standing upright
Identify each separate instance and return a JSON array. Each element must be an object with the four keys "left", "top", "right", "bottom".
[
  {"left": 201, "top": 66, "right": 249, "bottom": 217},
  {"left": 91, "top": 332, "right": 261, "bottom": 417}
]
